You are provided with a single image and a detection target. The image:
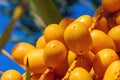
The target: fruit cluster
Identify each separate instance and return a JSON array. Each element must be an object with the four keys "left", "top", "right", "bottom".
[{"left": 0, "top": 0, "right": 120, "bottom": 80}]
